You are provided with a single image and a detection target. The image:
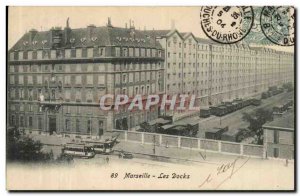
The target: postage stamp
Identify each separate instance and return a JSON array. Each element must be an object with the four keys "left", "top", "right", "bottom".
[
  {"left": 260, "top": 6, "right": 295, "bottom": 46},
  {"left": 6, "top": 6, "right": 295, "bottom": 191}
]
